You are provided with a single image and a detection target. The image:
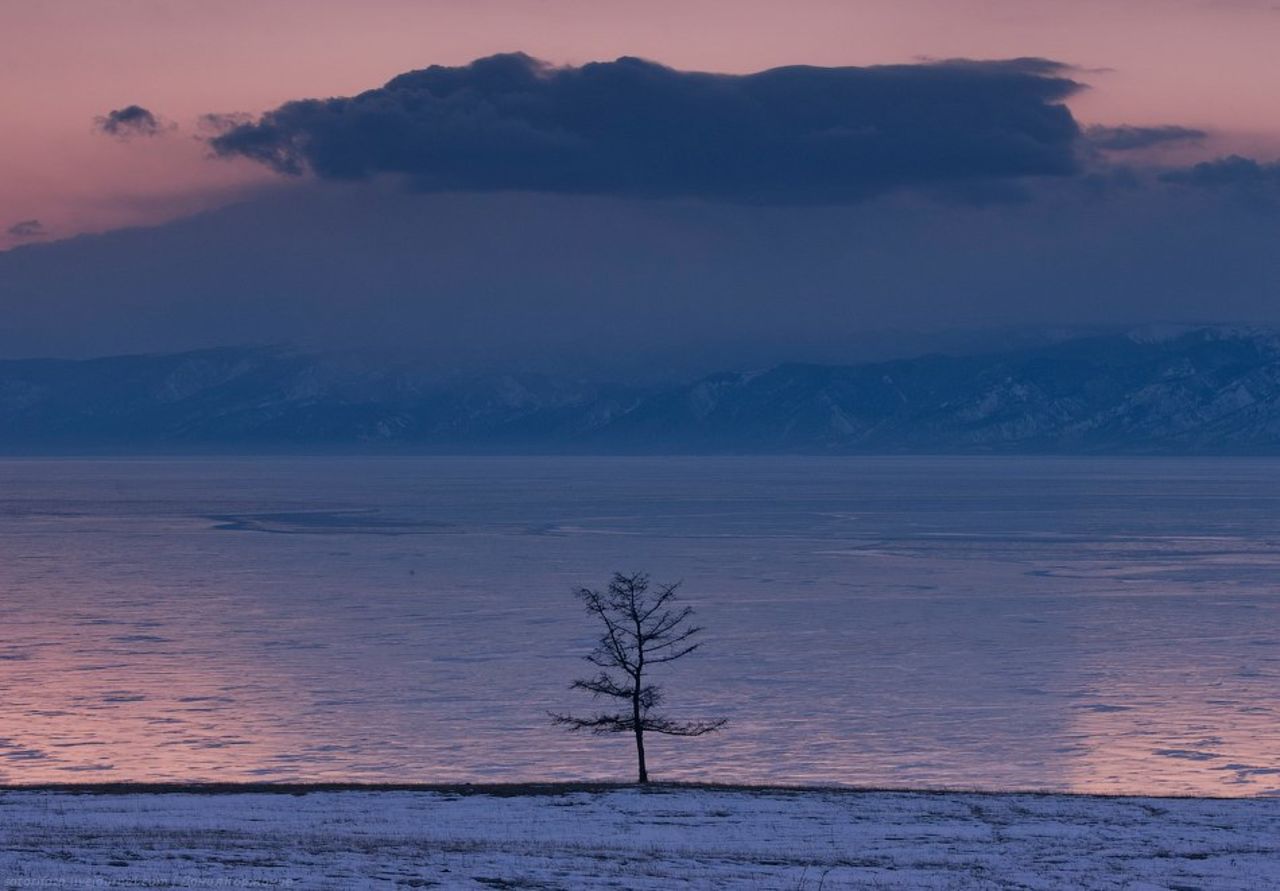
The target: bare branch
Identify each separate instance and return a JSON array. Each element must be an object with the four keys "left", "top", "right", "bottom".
[
  {"left": 549, "top": 711, "right": 636, "bottom": 735},
  {"left": 643, "top": 716, "right": 728, "bottom": 737},
  {"left": 646, "top": 624, "right": 702, "bottom": 653},
  {"left": 578, "top": 584, "right": 636, "bottom": 674},
  {"left": 648, "top": 605, "right": 695, "bottom": 639},
  {"left": 638, "top": 581, "right": 681, "bottom": 624},
  {"left": 571, "top": 673, "right": 633, "bottom": 700},
  {"left": 647, "top": 640, "right": 703, "bottom": 664}
]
